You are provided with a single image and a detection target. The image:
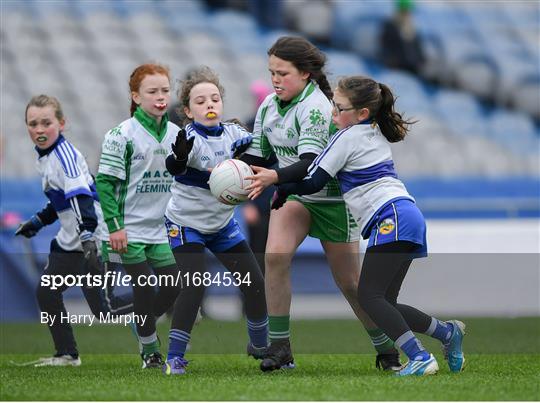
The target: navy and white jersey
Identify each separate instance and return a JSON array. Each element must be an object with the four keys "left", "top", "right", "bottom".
[
  {"left": 309, "top": 123, "right": 413, "bottom": 236},
  {"left": 166, "top": 122, "right": 252, "bottom": 234},
  {"left": 36, "top": 136, "right": 105, "bottom": 251}
]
